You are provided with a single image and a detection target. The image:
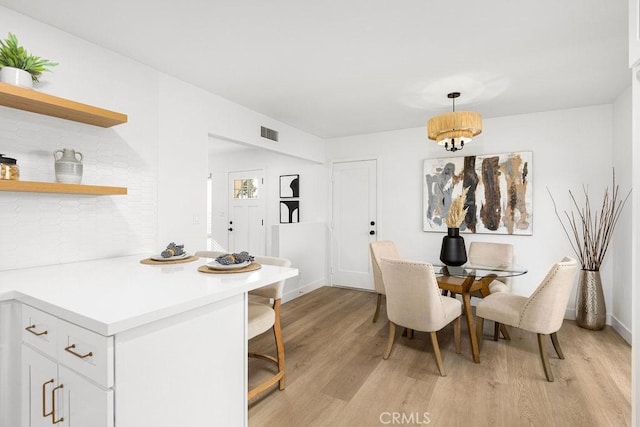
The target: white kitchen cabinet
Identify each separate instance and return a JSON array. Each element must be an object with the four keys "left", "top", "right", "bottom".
[
  {"left": 20, "top": 305, "right": 114, "bottom": 427},
  {"left": 0, "top": 302, "right": 21, "bottom": 427},
  {"left": 0, "top": 255, "right": 298, "bottom": 427},
  {"left": 21, "top": 346, "right": 113, "bottom": 427},
  {"left": 18, "top": 293, "right": 246, "bottom": 427},
  {"left": 113, "top": 294, "right": 246, "bottom": 427},
  {"left": 58, "top": 365, "right": 113, "bottom": 427},
  {"left": 21, "top": 345, "right": 57, "bottom": 427}
]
